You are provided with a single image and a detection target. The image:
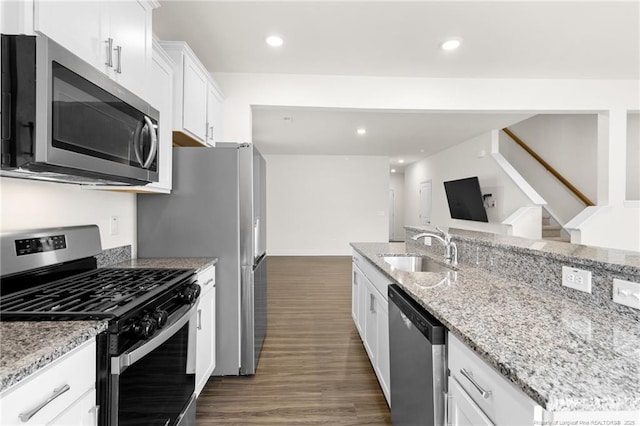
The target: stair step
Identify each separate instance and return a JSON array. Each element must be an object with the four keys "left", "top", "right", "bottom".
[
  {"left": 544, "top": 236, "right": 571, "bottom": 243},
  {"left": 541, "top": 216, "right": 551, "bottom": 226},
  {"left": 542, "top": 224, "right": 561, "bottom": 231}
]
